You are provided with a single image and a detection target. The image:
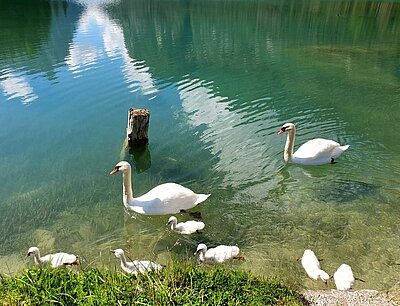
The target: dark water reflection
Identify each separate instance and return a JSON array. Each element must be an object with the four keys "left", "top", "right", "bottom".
[
  {"left": 108, "top": 0, "right": 400, "bottom": 149},
  {"left": 0, "top": 0, "right": 399, "bottom": 290}
]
